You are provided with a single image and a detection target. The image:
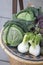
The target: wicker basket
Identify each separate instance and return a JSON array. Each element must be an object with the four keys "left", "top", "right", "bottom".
[{"left": 0, "top": 29, "right": 43, "bottom": 65}]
